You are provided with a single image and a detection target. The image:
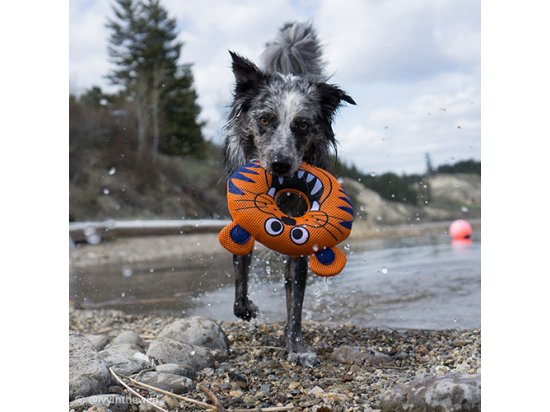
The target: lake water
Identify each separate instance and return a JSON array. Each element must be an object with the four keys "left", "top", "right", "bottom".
[{"left": 70, "top": 232, "right": 480, "bottom": 330}]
